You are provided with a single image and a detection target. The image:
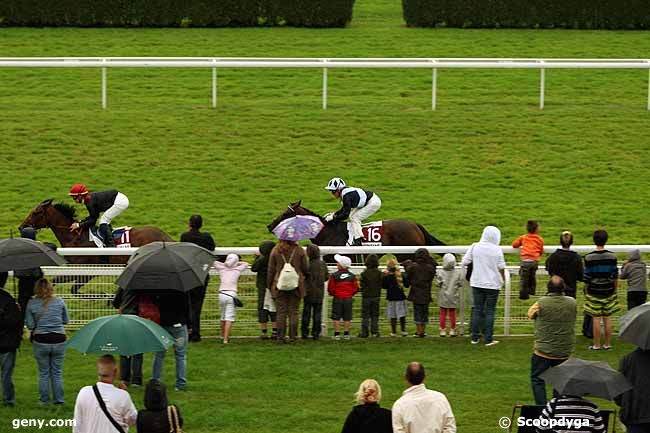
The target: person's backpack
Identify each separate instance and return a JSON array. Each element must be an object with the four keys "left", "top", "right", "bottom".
[
  {"left": 0, "top": 294, "right": 23, "bottom": 350},
  {"left": 277, "top": 250, "right": 299, "bottom": 291},
  {"left": 138, "top": 295, "right": 161, "bottom": 324}
]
